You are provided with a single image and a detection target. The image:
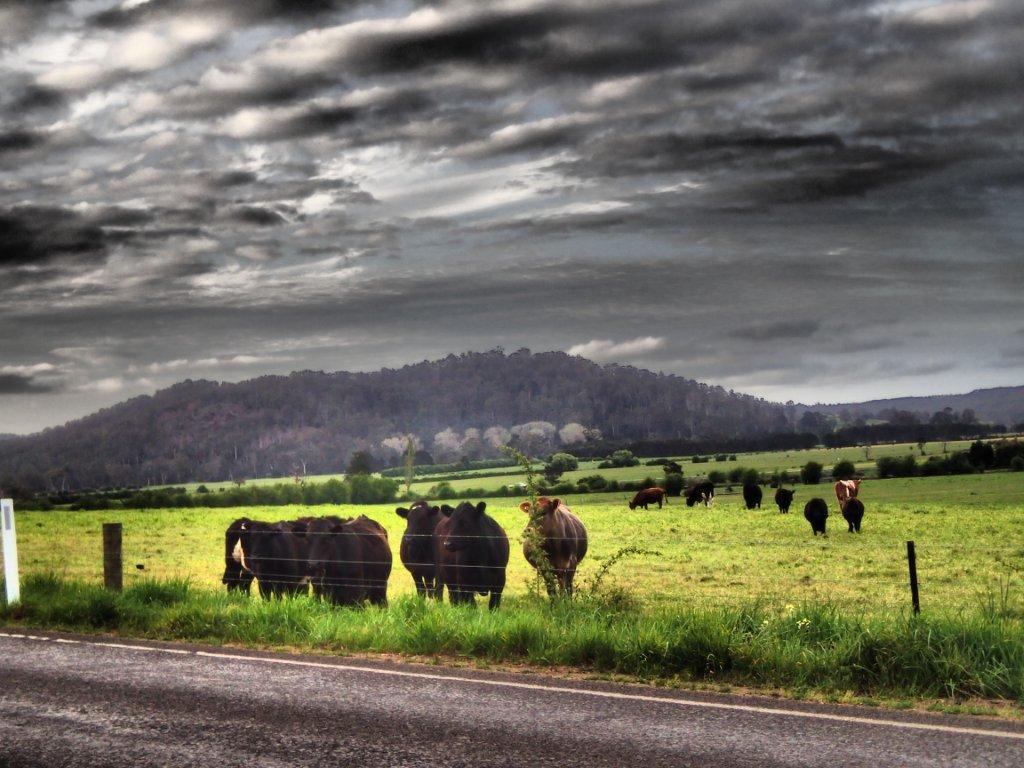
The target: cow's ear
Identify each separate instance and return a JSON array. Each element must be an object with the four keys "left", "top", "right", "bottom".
[
  {"left": 440, "top": 504, "right": 455, "bottom": 517},
  {"left": 548, "top": 498, "right": 560, "bottom": 511},
  {"left": 475, "top": 501, "right": 487, "bottom": 516},
  {"left": 519, "top": 501, "right": 532, "bottom": 515},
  {"left": 396, "top": 507, "right": 409, "bottom": 519},
  {"left": 430, "top": 505, "right": 441, "bottom": 515}
]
